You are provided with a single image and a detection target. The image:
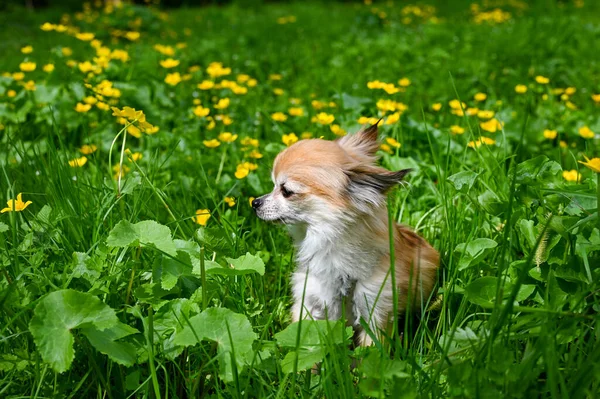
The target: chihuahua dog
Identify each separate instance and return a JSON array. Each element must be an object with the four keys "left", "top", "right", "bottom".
[{"left": 252, "top": 123, "right": 439, "bottom": 345}]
